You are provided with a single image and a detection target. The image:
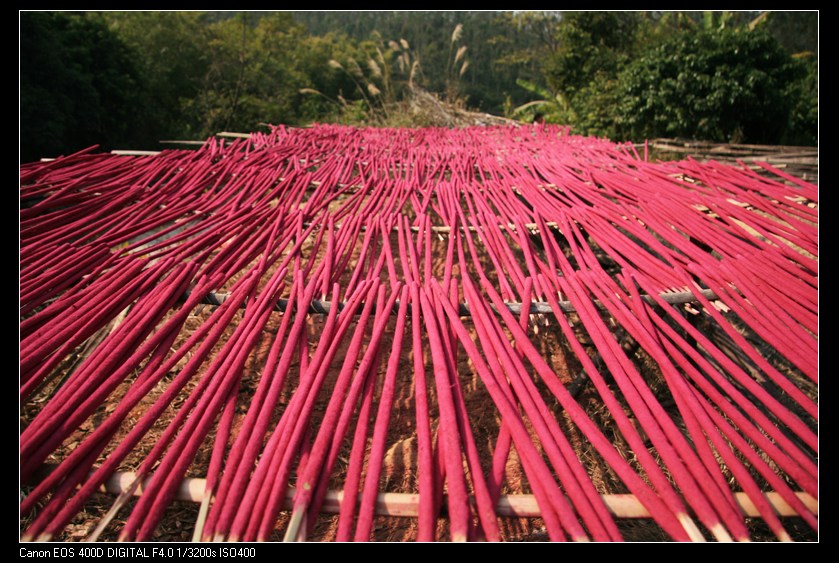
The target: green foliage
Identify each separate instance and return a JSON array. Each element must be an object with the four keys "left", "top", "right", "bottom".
[
  {"left": 512, "top": 79, "right": 575, "bottom": 124},
  {"left": 530, "top": 12, "right": 817, "bottom": 145},
  {"left": 545, "top": 11, "right": 641, "bottom": 98},
  {"left": 103, "top": 12, "right": 210, "bottom": 140},
  {"left": 105, "top": 12, "right": 365, "bottom": 137},
  {"left": 782, "top": 55, "right": 818, "bottom": 145},
  {"left": 528, "top": 11, "right": 645, "bottom": 135},
  {"left": 20, "top": 12, "right": 145, "bottom": 161},
  {"left": 615, "top": 29, "right": 803, "bottom": 143},
  {"left": 293, "top": 11, "right": 551, "bottom": 113},
  {"left": 19, "top": 11, "right": 818, "bottom": 161},
  {"left": 765, "top": 11, "right": 818, "bottom": 55},
  {"left": 198, "top": 13, "right": 309, "bottom": 133},
  {"left": 572, "top": 74, "right": 623, "bottom": 138}
]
